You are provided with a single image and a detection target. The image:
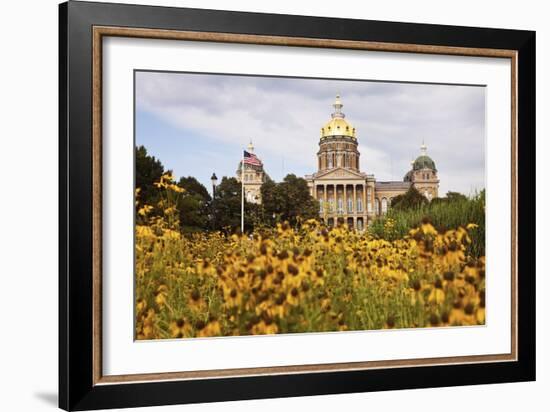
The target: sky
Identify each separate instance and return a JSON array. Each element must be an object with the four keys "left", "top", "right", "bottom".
[{"left": 135, "top": 71, "right": 486, "bottom": 196}]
